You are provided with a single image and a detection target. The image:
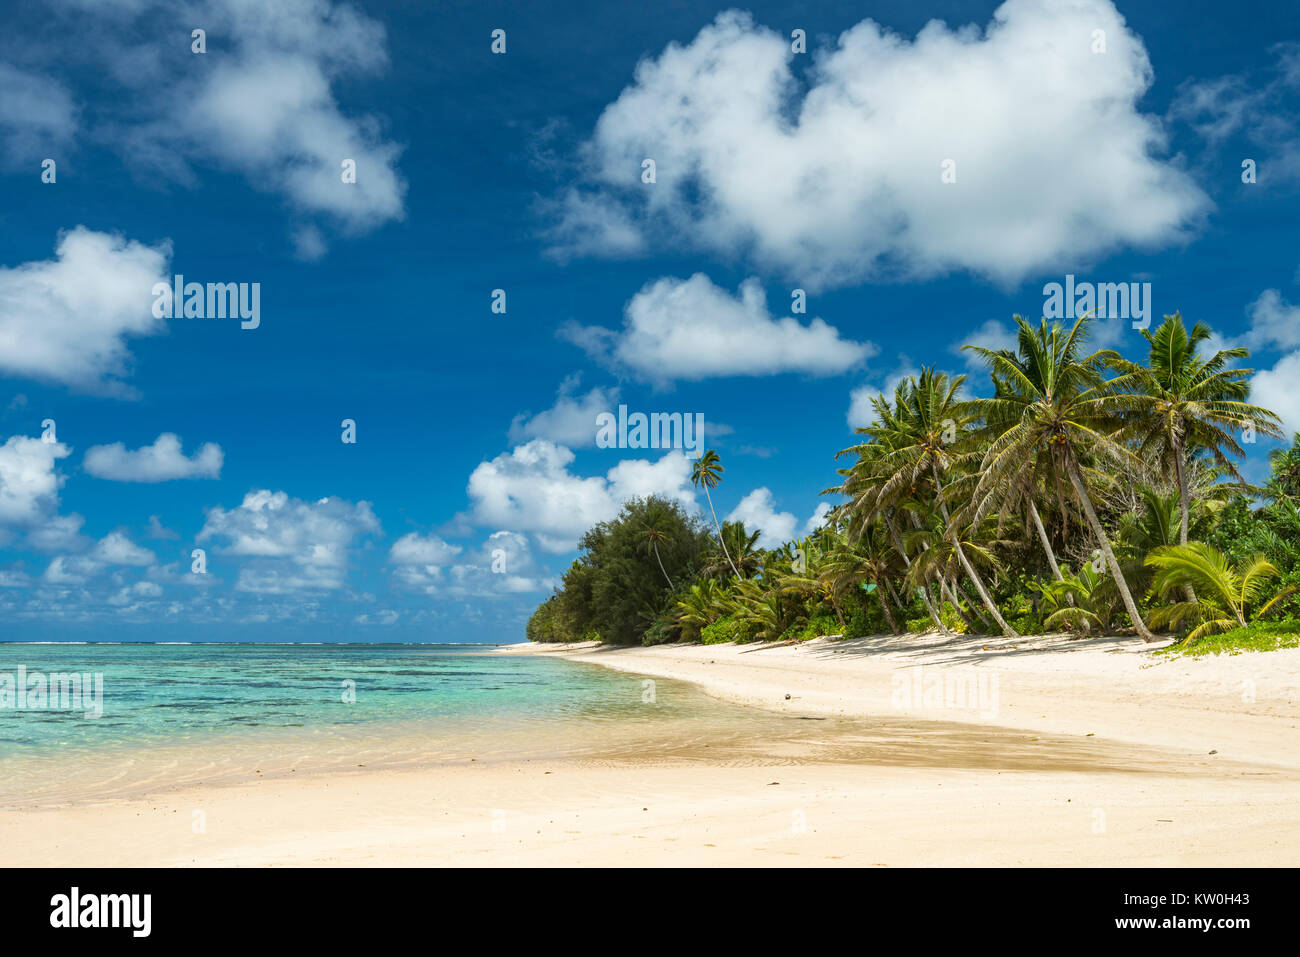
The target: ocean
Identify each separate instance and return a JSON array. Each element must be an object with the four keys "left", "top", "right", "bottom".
[{"left": 0, "top": 642, "right": 791, "bottom": 808}]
